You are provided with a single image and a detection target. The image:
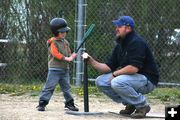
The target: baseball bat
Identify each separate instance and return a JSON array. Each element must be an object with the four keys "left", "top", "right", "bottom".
[{"left": 75, "top": 24, "right": 95, "bottom": 53}]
